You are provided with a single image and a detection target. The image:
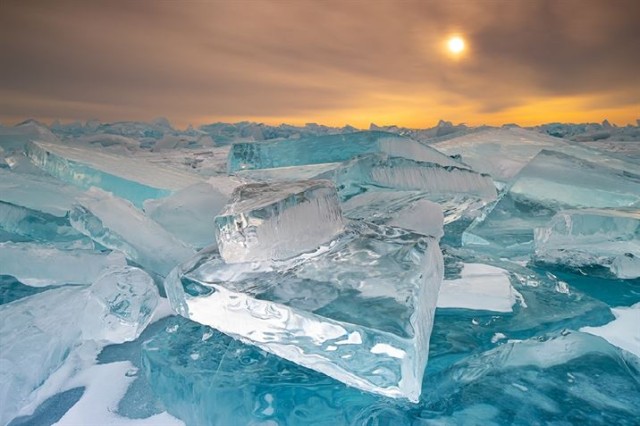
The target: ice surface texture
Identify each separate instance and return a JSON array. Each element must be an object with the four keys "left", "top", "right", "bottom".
[
  {"left": 228, "top": 131, "right": 462, "bottom": 173},
  {"left": 534, "top": 209, "right": 640, "bottom": 279},
  {"left": 215, "top": 180, "right": 345, "bottom": 263},
  {"left": 463, "top": 150, "right": 640, "bottom": 256},
  {"left": 166, "top": 220, "right": 444, "bottom": 401},
  {"left": 81, "top": 266, "right": 159, "bottom": 343}
]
